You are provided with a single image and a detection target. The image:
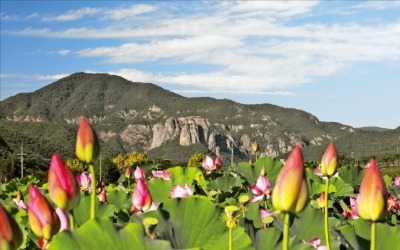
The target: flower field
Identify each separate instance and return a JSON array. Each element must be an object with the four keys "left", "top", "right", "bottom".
[{"left": 1, "top": 117, "right": 399, "bottom": 250}]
